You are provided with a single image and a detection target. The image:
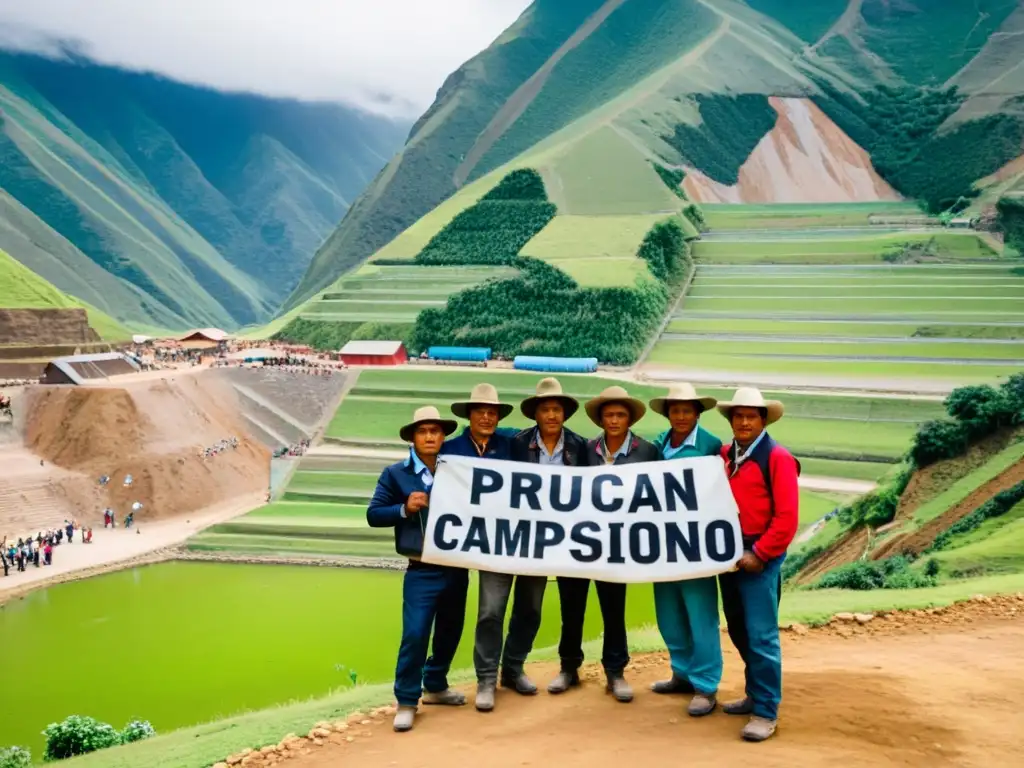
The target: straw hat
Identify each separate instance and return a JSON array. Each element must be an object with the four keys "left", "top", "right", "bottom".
[
  {"left": 584, "top": 386, "right": 646, "bottom": 428},
  {"left": 649, "top": 383, "right": 717, "bottom": 418},
  {"left": 451, "top": 383, "right": 514, "bottom": 420},
  {"left": 521, "top": 377, "right": 579, "bottom": 420},
  {"left": 399, "top": 406, "right": 458, "bottom": 442},
  {"left": 716, "top": 387, "right": 784, "bottom": 425}
]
